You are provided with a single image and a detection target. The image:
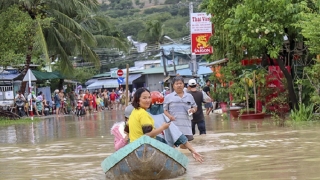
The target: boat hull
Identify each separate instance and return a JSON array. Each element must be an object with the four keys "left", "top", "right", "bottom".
[{"left": 101, "top": 136, "right": 188, "bottom": 180}]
